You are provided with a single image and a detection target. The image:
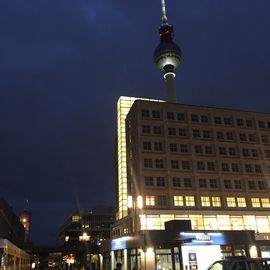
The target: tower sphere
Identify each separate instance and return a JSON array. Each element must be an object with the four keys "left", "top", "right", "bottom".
[{"left": 154, "top": 24, "right": 182, "bottom": 71}]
